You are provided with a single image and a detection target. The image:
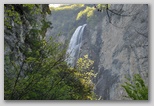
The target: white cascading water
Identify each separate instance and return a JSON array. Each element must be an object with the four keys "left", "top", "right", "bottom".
[{"left": 67, "top": 24, "right": 87, "bottom": 67}]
